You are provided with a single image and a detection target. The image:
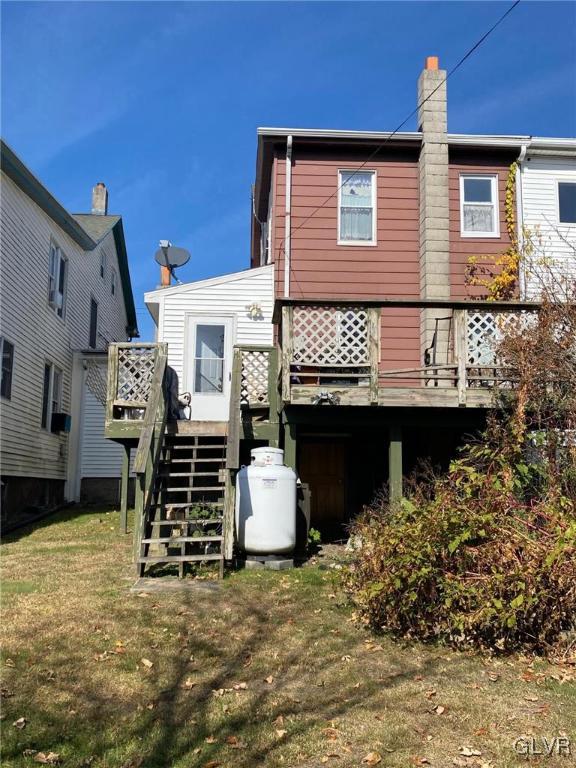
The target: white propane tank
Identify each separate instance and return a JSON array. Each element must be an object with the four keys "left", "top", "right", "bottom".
[{"left": 235, "top": 447, "right": 297, "bottom": 554}]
